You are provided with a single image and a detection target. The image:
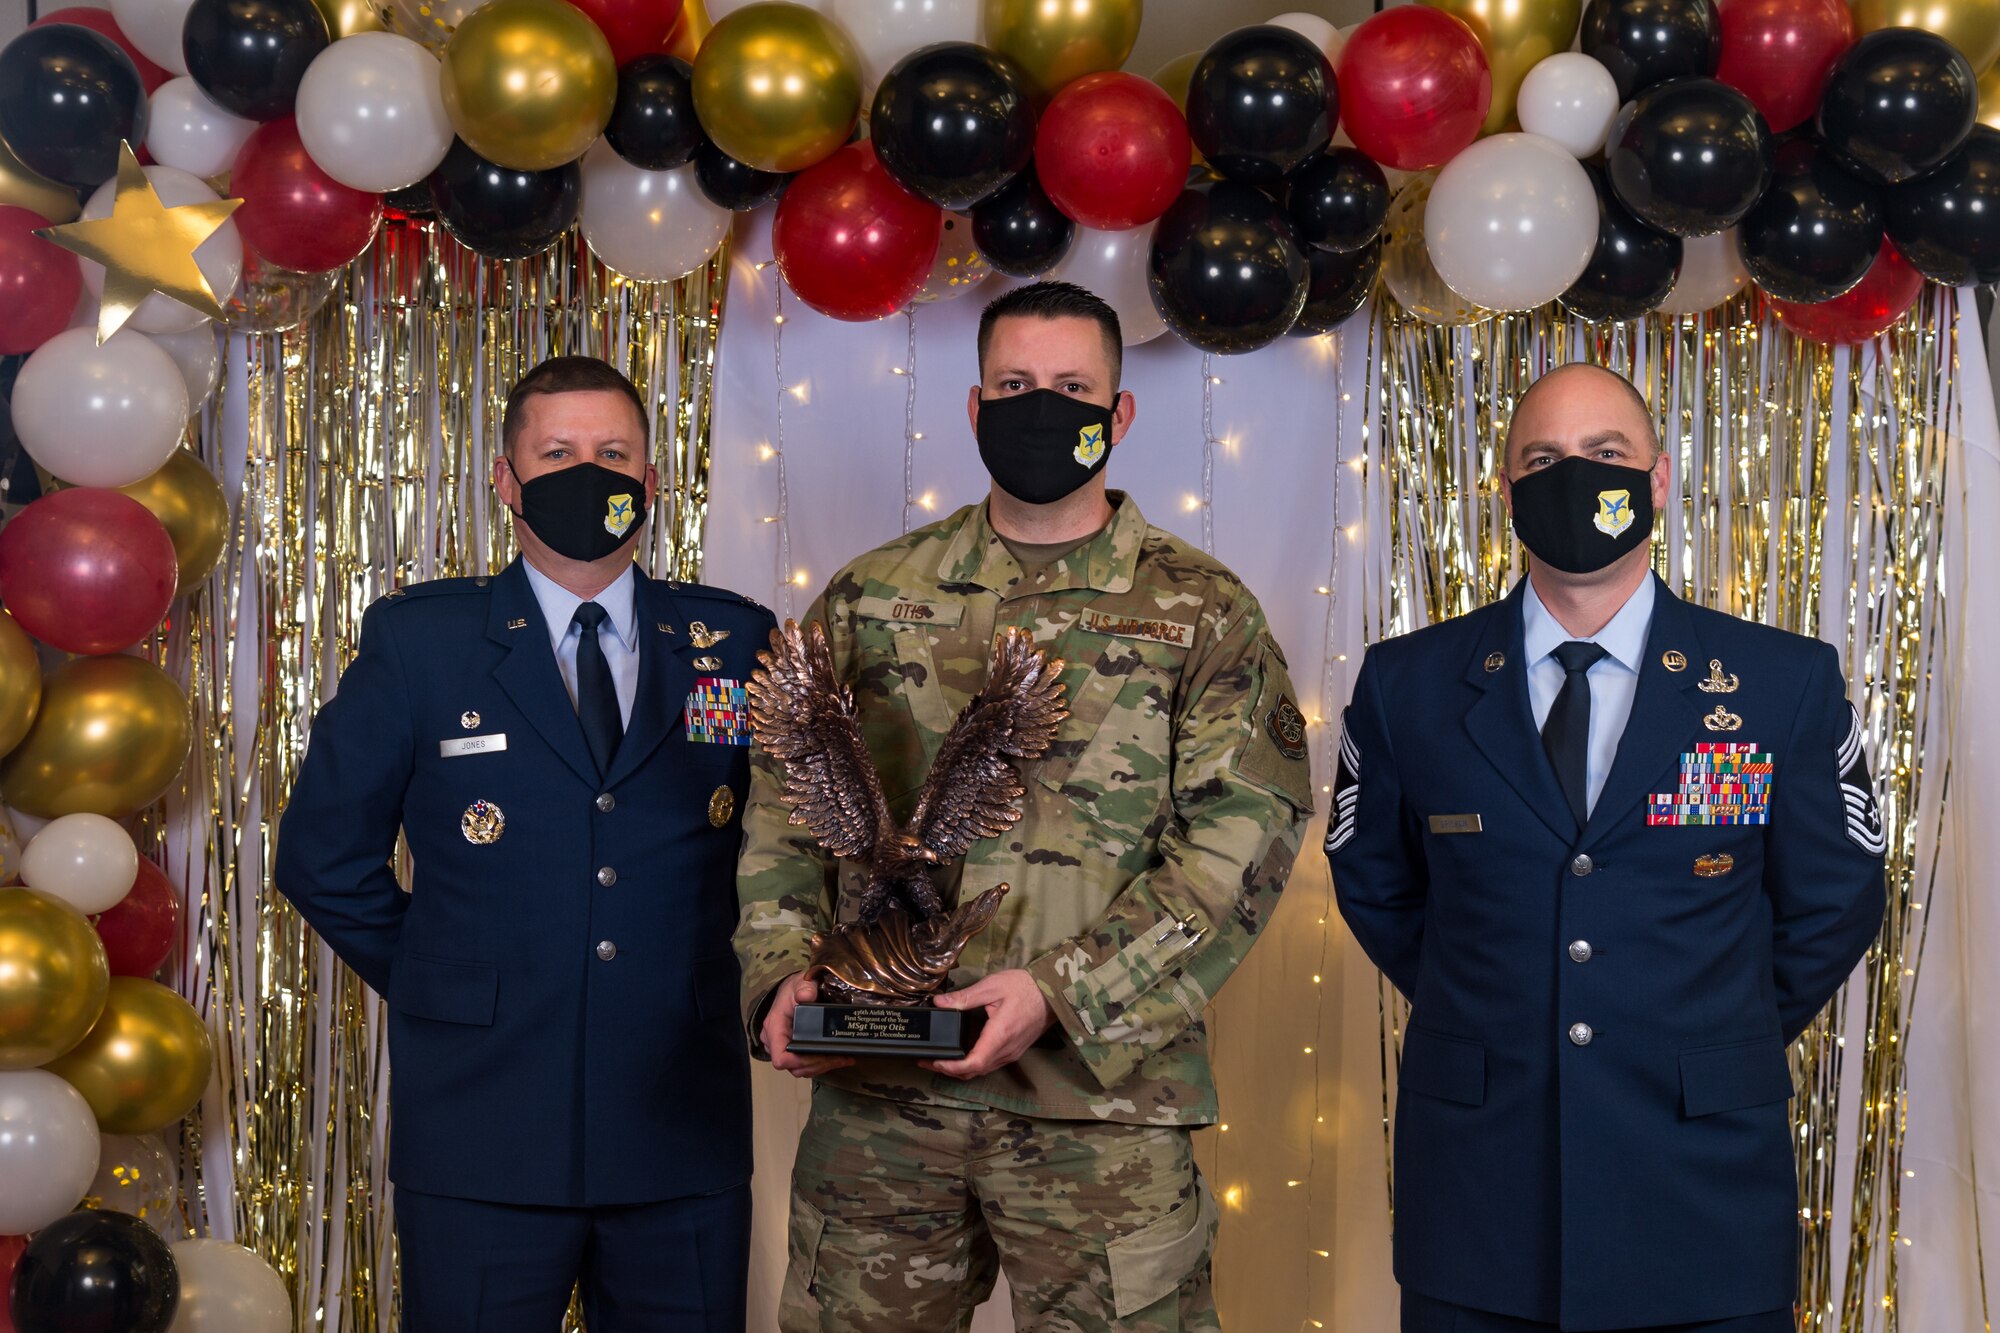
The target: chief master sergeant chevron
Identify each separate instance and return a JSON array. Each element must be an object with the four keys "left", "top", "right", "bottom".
[
  {"left": 275, "top": 356, "right": 774, "bottom": 1331},
  {"left": 734, "top": 281, "right": 1316, "bottom": 1332},
  {"left": 1325, "top": 362, "right": 1887, "bottom": 1333}
]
